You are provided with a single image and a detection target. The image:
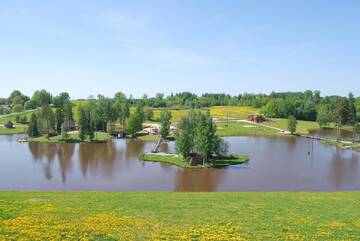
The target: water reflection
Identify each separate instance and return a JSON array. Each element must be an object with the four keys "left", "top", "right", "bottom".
[
  {"left": 175, "top": 169, "right": 226, "bottom": 191},
  {"left": 329, "top": 147, "right": 359, "bottom": 189},
  {"left": 28, "top": 143, "right": 75, "bottom": 183},
  {"left": 79, "top": 142, "right": 117, "bottom": 178}
]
